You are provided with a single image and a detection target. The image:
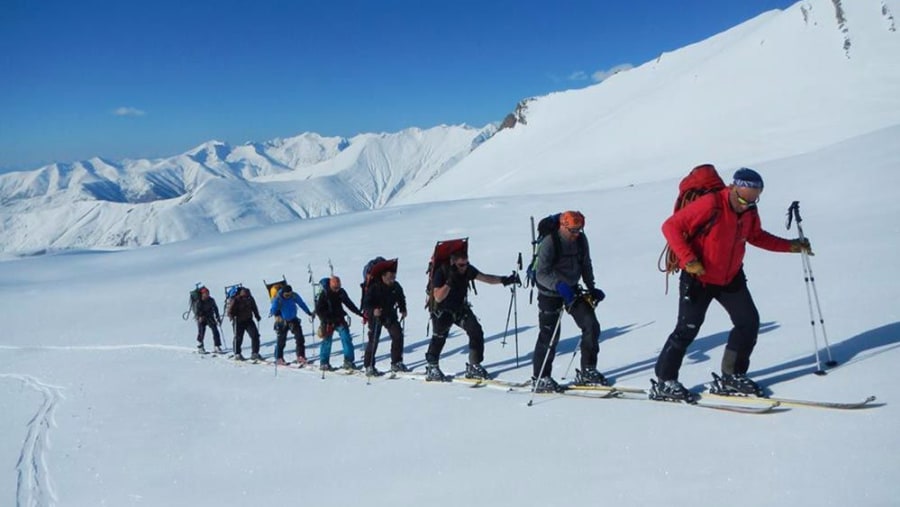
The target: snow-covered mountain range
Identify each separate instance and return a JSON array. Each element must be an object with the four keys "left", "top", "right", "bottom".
[
  {"left": 1, "top": 0, "right": 898, "bottom": 255},
  {"left": 0, "top": 126, "right": 492, "bottom": 253}
]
